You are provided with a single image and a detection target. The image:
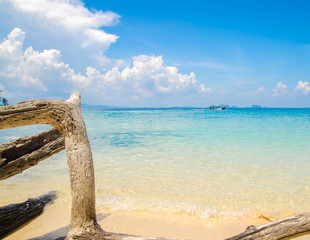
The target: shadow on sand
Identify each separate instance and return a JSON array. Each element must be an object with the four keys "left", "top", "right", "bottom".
[{"left": 28, "top": 213, "right": 109, "bottom": 240}]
